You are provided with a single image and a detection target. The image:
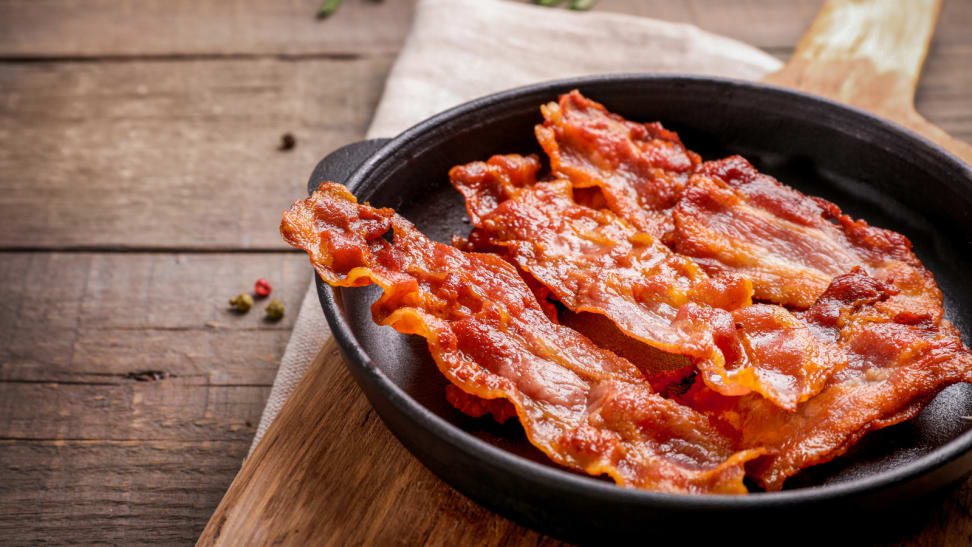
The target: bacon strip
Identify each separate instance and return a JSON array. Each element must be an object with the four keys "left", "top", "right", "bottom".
[
  {"left": 681, "top": 270, "right": 972, "bottom": 490},
  {"left": 535, "top": 90, "right": 700, "bottom": 238},
  {"left": 451, "top": 155, "right": 841, "bottom": 411},
  {"left": 281, "top": 182, "right": 763, "bottom": 494},
  {"left": 672, "top": 155, "right": 939, "bottom": 310},
  {"left": 536, "top": 93, "right": 939, "bottom": 316}
]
